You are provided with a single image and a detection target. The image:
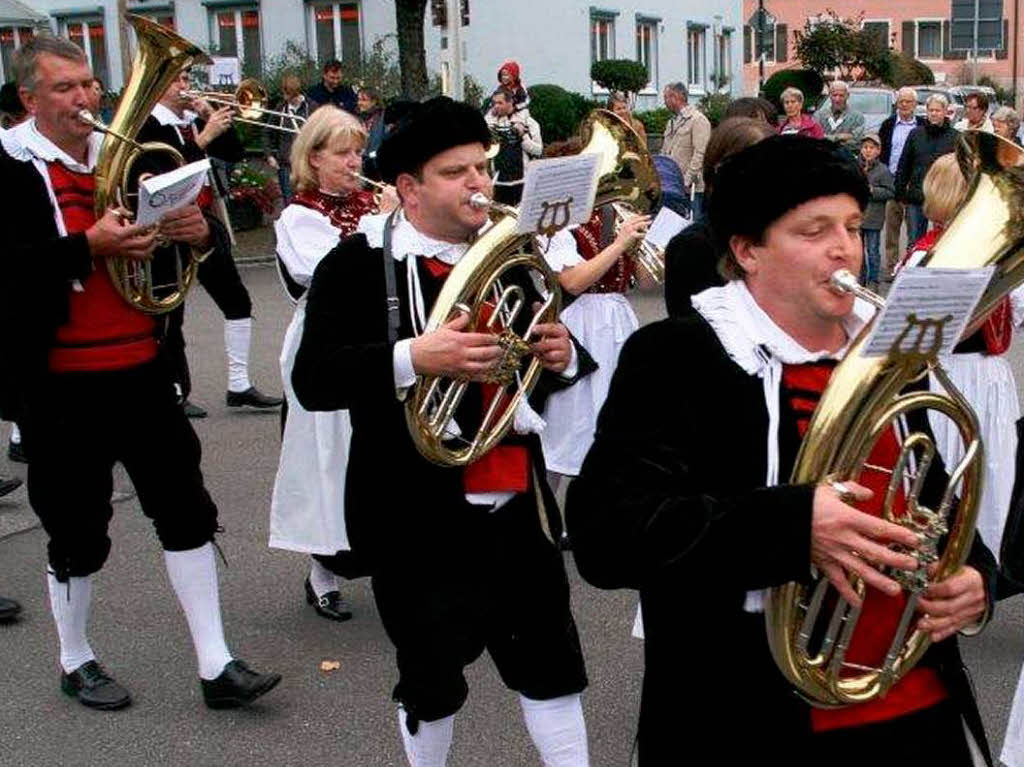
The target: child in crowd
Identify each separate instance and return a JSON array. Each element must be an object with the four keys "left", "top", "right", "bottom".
[
  {"left": 497, "top": 60, "right": 530, "bottom": 112},
  {"left": 858, "top": 133, "right": 893, "bottom": 288}
]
